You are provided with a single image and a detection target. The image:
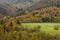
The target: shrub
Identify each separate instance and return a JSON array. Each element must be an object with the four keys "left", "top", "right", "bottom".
[
  {"left": 9, "top": 21, "right": 13, "bottom": 26},
  {"left": 16, "top": 19, "right": 21, "bottom": 25},
  {"left": 54, "top": 25, "right": 60, "bottom": 30}
]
